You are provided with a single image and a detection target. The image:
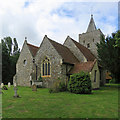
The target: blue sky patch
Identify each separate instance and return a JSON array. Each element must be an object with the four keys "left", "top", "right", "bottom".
[
  {"left": 24, "top": 1, "right": 30, "bottom": 8},
  {"left": 51, "top": 8, "right": 75, "bottom": 18}
]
